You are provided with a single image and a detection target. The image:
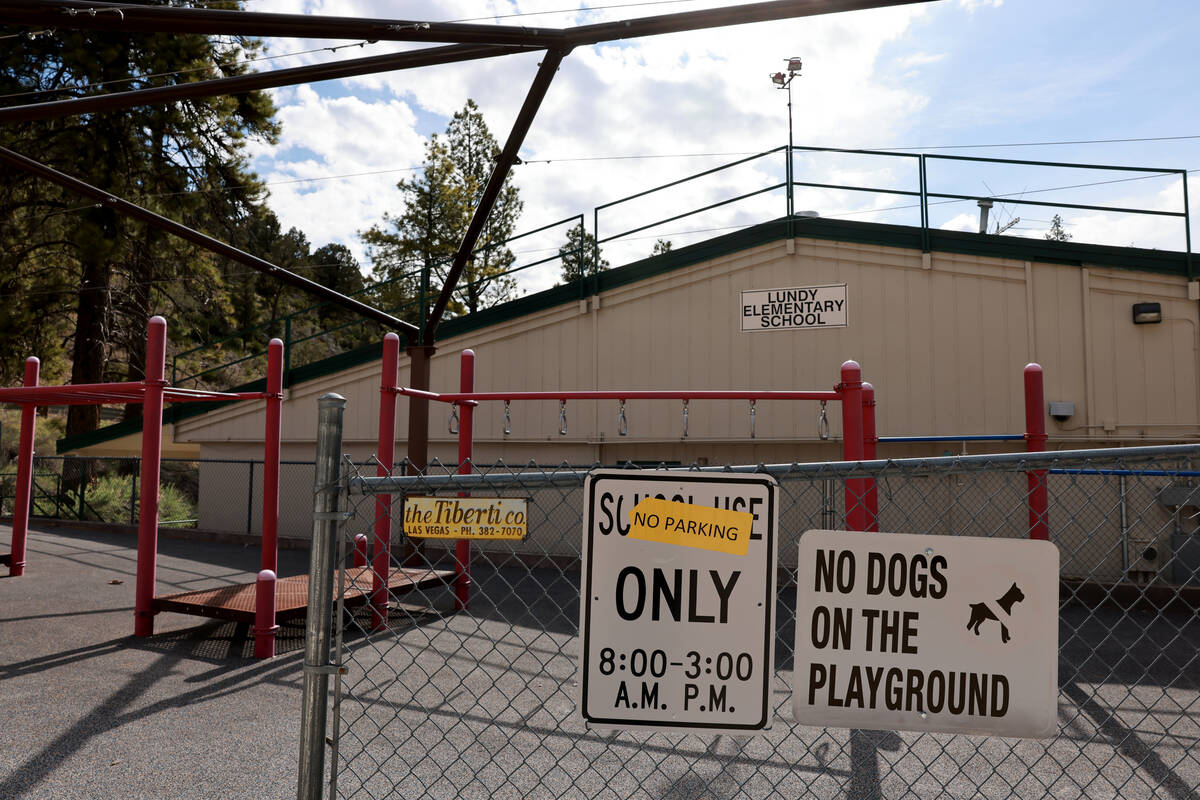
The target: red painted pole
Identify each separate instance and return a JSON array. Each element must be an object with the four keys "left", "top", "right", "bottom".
[
  {"left": 253, "top": 339, "right": 284, "bottom": 659},
  {"left": 455, "top": 349, "right": 475, "bottom": 611},
  {"left": 353, "top": 534, "right": 369, "bottom": 567},
  {"left": 253, "top": 569, "right": 279, "bottom": 659},
  {"left": 840, "top": 361, "right": 867, "bottom": 532},
  {"left": 862, "top": 382, "right": 879, "bottom": 532},
  {"left": 371, "top": 333, "right": 400, "bottom": 631},
  {"left": 1024, "top": 363, "right": 1050, "bottom": 541},
  {"left": 134, "top": 316, "right": 167, "bottom": 637},
  {"left": 9, "top": 356, "right": 39, "bottom": 577},
  {"left": 262, "top": 339, "right": 283, "bottom": 574}
]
